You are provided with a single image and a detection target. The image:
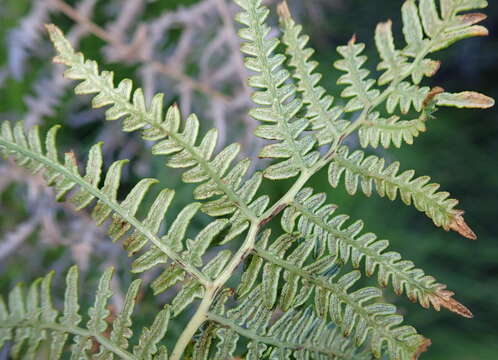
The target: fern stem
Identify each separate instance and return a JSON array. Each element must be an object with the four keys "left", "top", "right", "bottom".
[
  {"left": 0, "top": 321, "right": 137, "bottom": 360},
  {"left": 259, "top": 110, "right": 367, "bottom": 225},
  {"left": 170, "top": 287, "right": 216, "bottom": 360},
  {"left": 0, "top": 137, "right": 211, "bottom": 286},
  {"left": 170, "top": 222, "right": 260, "bottom": 359},
  {"left": 215, "top": 222, "right": 259, "bottom": 288}
]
